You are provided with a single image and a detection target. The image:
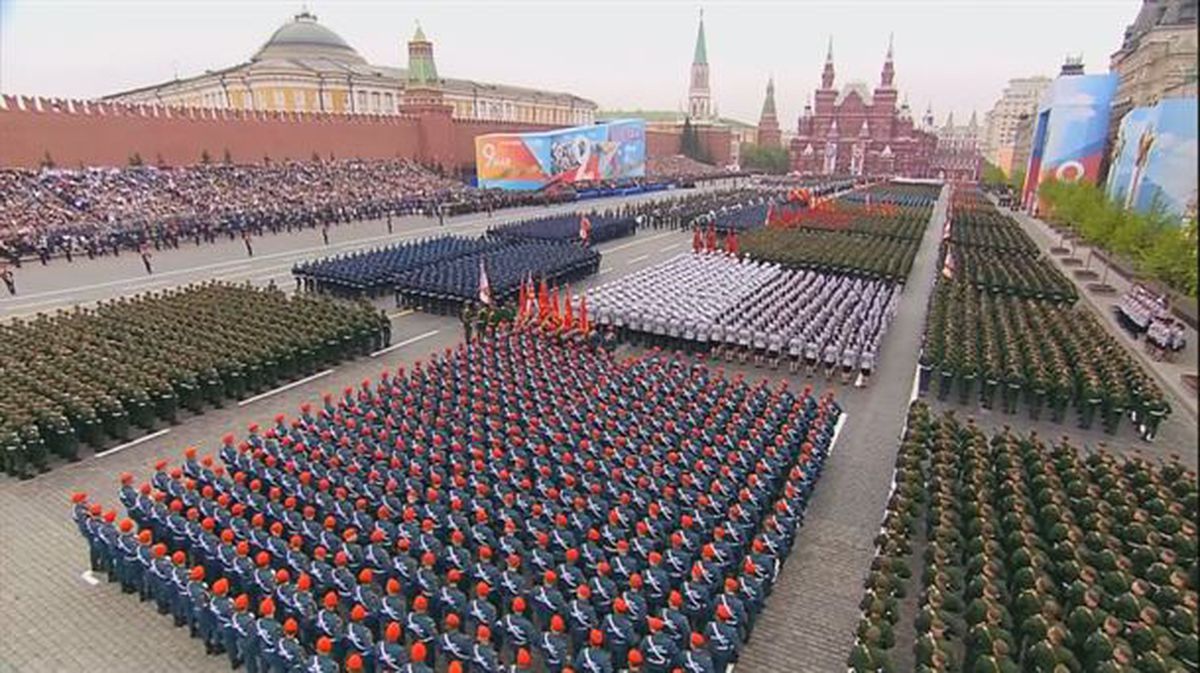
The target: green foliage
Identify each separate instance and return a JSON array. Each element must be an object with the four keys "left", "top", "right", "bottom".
[
  {"left": 740, "top": 143, "right": 790, "bottom": 174},
  {"left": 1009, "top": 168, "right": 1026, "bottom": 193},
  {"left": 981, "top": 161, "right": 1007, "bottom": 187},
  {"left": 680, "top": 117, "right": 711, "bottom": 165},
  {"left": 1040, "top": 177, "right": 1197, "bottom": 297}
]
